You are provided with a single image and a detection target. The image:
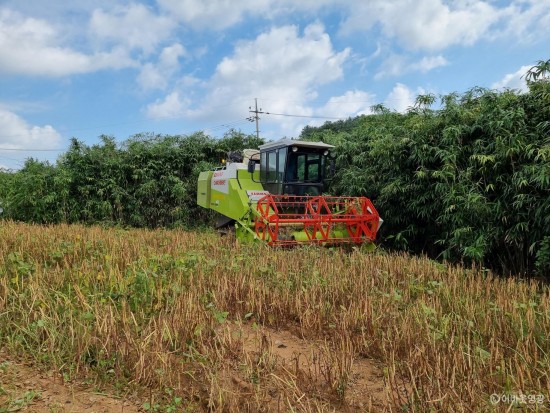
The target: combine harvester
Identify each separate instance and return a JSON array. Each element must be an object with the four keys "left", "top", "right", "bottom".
[{"left": 197, "top": 140, "right": 382, "bottom": 246}]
